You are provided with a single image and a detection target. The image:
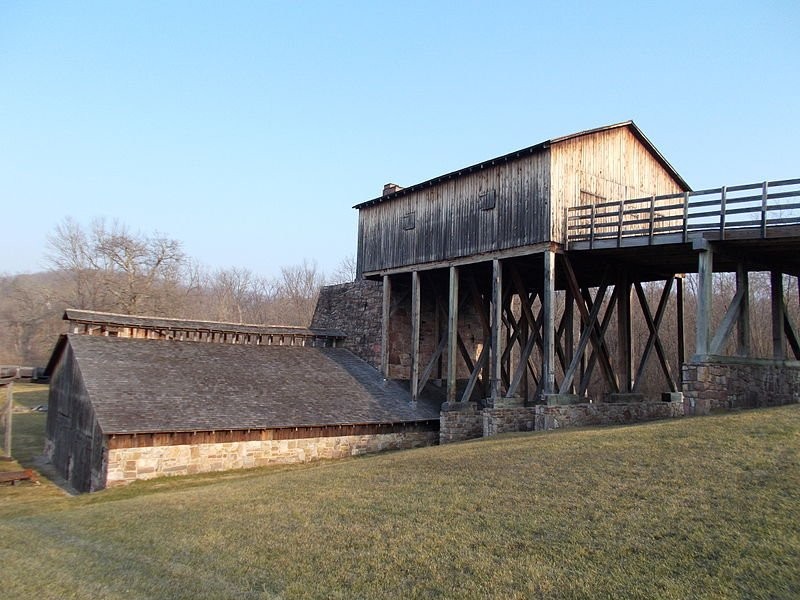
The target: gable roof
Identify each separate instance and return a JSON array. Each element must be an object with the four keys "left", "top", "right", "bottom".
[
  {"left": 353, "top": 121, "right": 690, "bottom": 209},
  {"left": 50, "top": 334, "right": 439, "bottom": 435}
]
